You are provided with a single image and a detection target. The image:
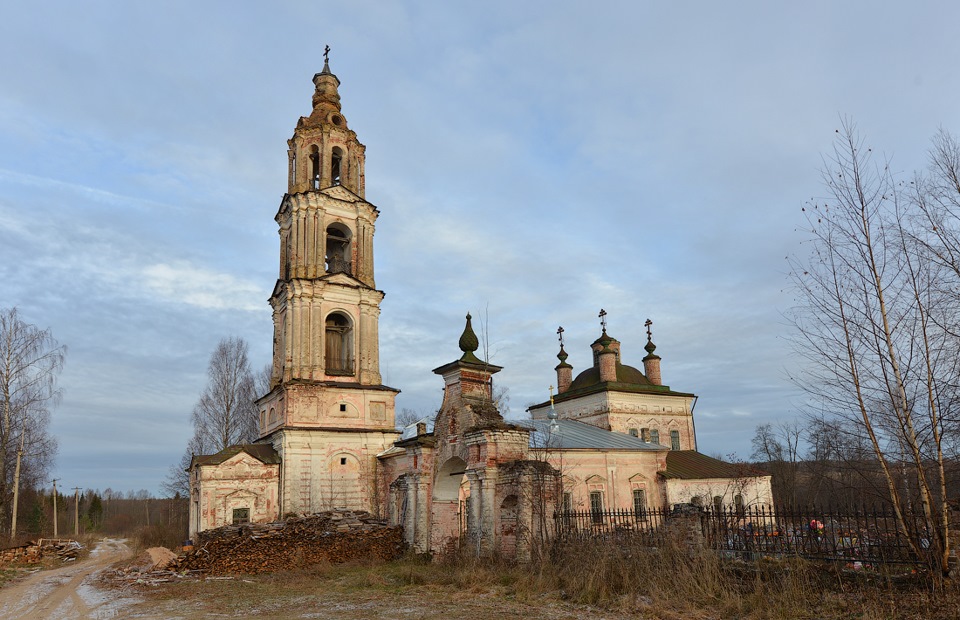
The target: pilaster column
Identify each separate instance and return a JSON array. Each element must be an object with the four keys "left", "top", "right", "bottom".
[
  {"left": 306, "top": 211, "right": 317, "bottom": 278},
  {"left": 479, "top": 469, "right": 497, "bottom": 555},
  {"left": 404, "top": 475, "right": 419, "bottom": 549},
  {"left": 414, "top": 473, "right": 430, "bottom": 553},
  {"left": 466, "top": 471, "right": 481, "bottom": 547}
]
